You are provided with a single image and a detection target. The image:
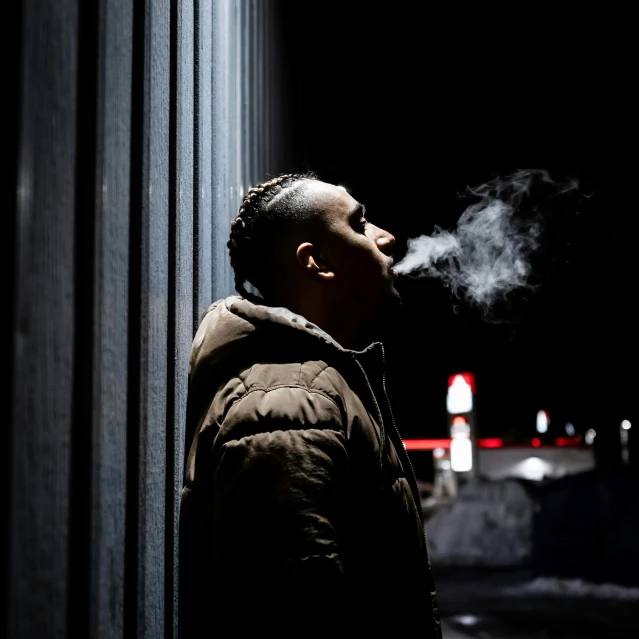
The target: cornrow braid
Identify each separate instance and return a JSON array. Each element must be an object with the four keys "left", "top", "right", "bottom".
[{"left": 227, "top": 172, "right": 319, "bottom": 304}]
